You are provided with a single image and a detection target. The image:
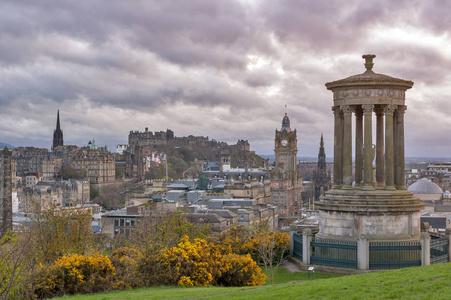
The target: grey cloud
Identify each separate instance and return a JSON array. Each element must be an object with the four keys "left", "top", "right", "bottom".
[{"left": 0, "top": 0, "right": 450, "bottom": 156}]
